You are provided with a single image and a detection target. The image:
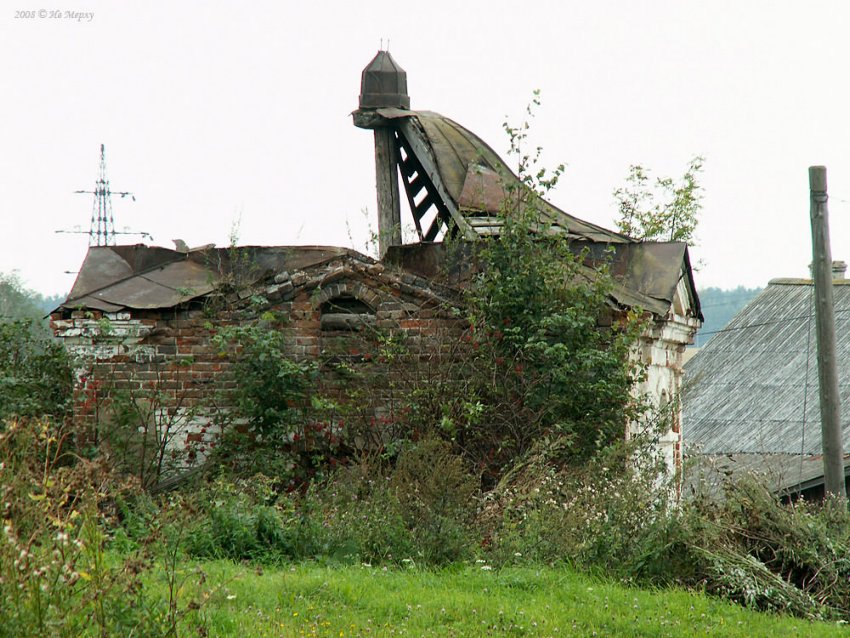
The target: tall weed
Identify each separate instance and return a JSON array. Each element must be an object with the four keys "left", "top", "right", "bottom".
[{"left": 0, "top": 419, "right": 205, "bottom": 636}]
